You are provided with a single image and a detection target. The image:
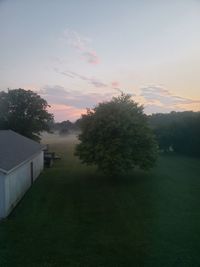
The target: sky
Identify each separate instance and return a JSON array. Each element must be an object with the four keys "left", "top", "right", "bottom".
[{"left": 0, "top": 0, "right": 200, "bottom": 121}]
